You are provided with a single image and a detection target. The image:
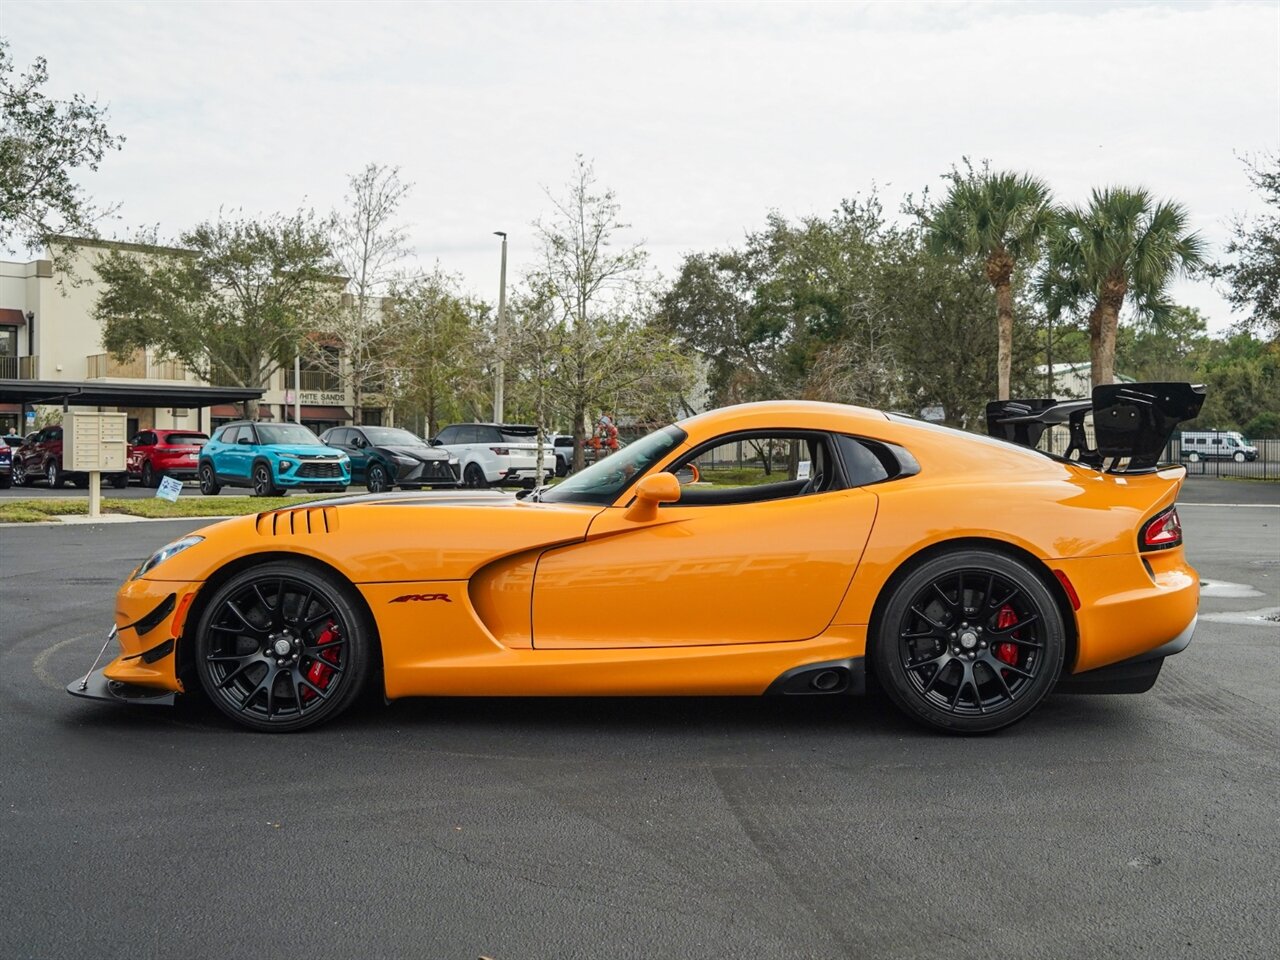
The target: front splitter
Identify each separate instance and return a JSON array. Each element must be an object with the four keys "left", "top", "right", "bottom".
[{"left": 67, "top": 667, "right": 175, "bottom": 707}]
